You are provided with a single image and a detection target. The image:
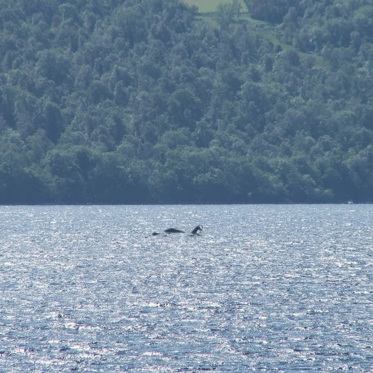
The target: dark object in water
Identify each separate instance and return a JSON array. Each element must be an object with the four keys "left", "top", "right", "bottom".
[
  {"left": 191, "top": 225, "right": 203, "bottom": 234},
  {"left": 152, "top": 226, "right": 203, "bottom": 236},
  {"left": 164, "top": 228, "right": 185, "bottom": 233}
]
